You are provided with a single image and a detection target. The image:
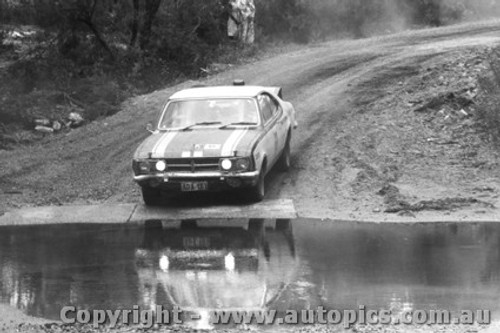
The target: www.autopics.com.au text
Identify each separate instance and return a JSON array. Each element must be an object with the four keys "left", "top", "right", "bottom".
[{"left": 60, "top": 305, "right": 491, "bottom": 328}]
